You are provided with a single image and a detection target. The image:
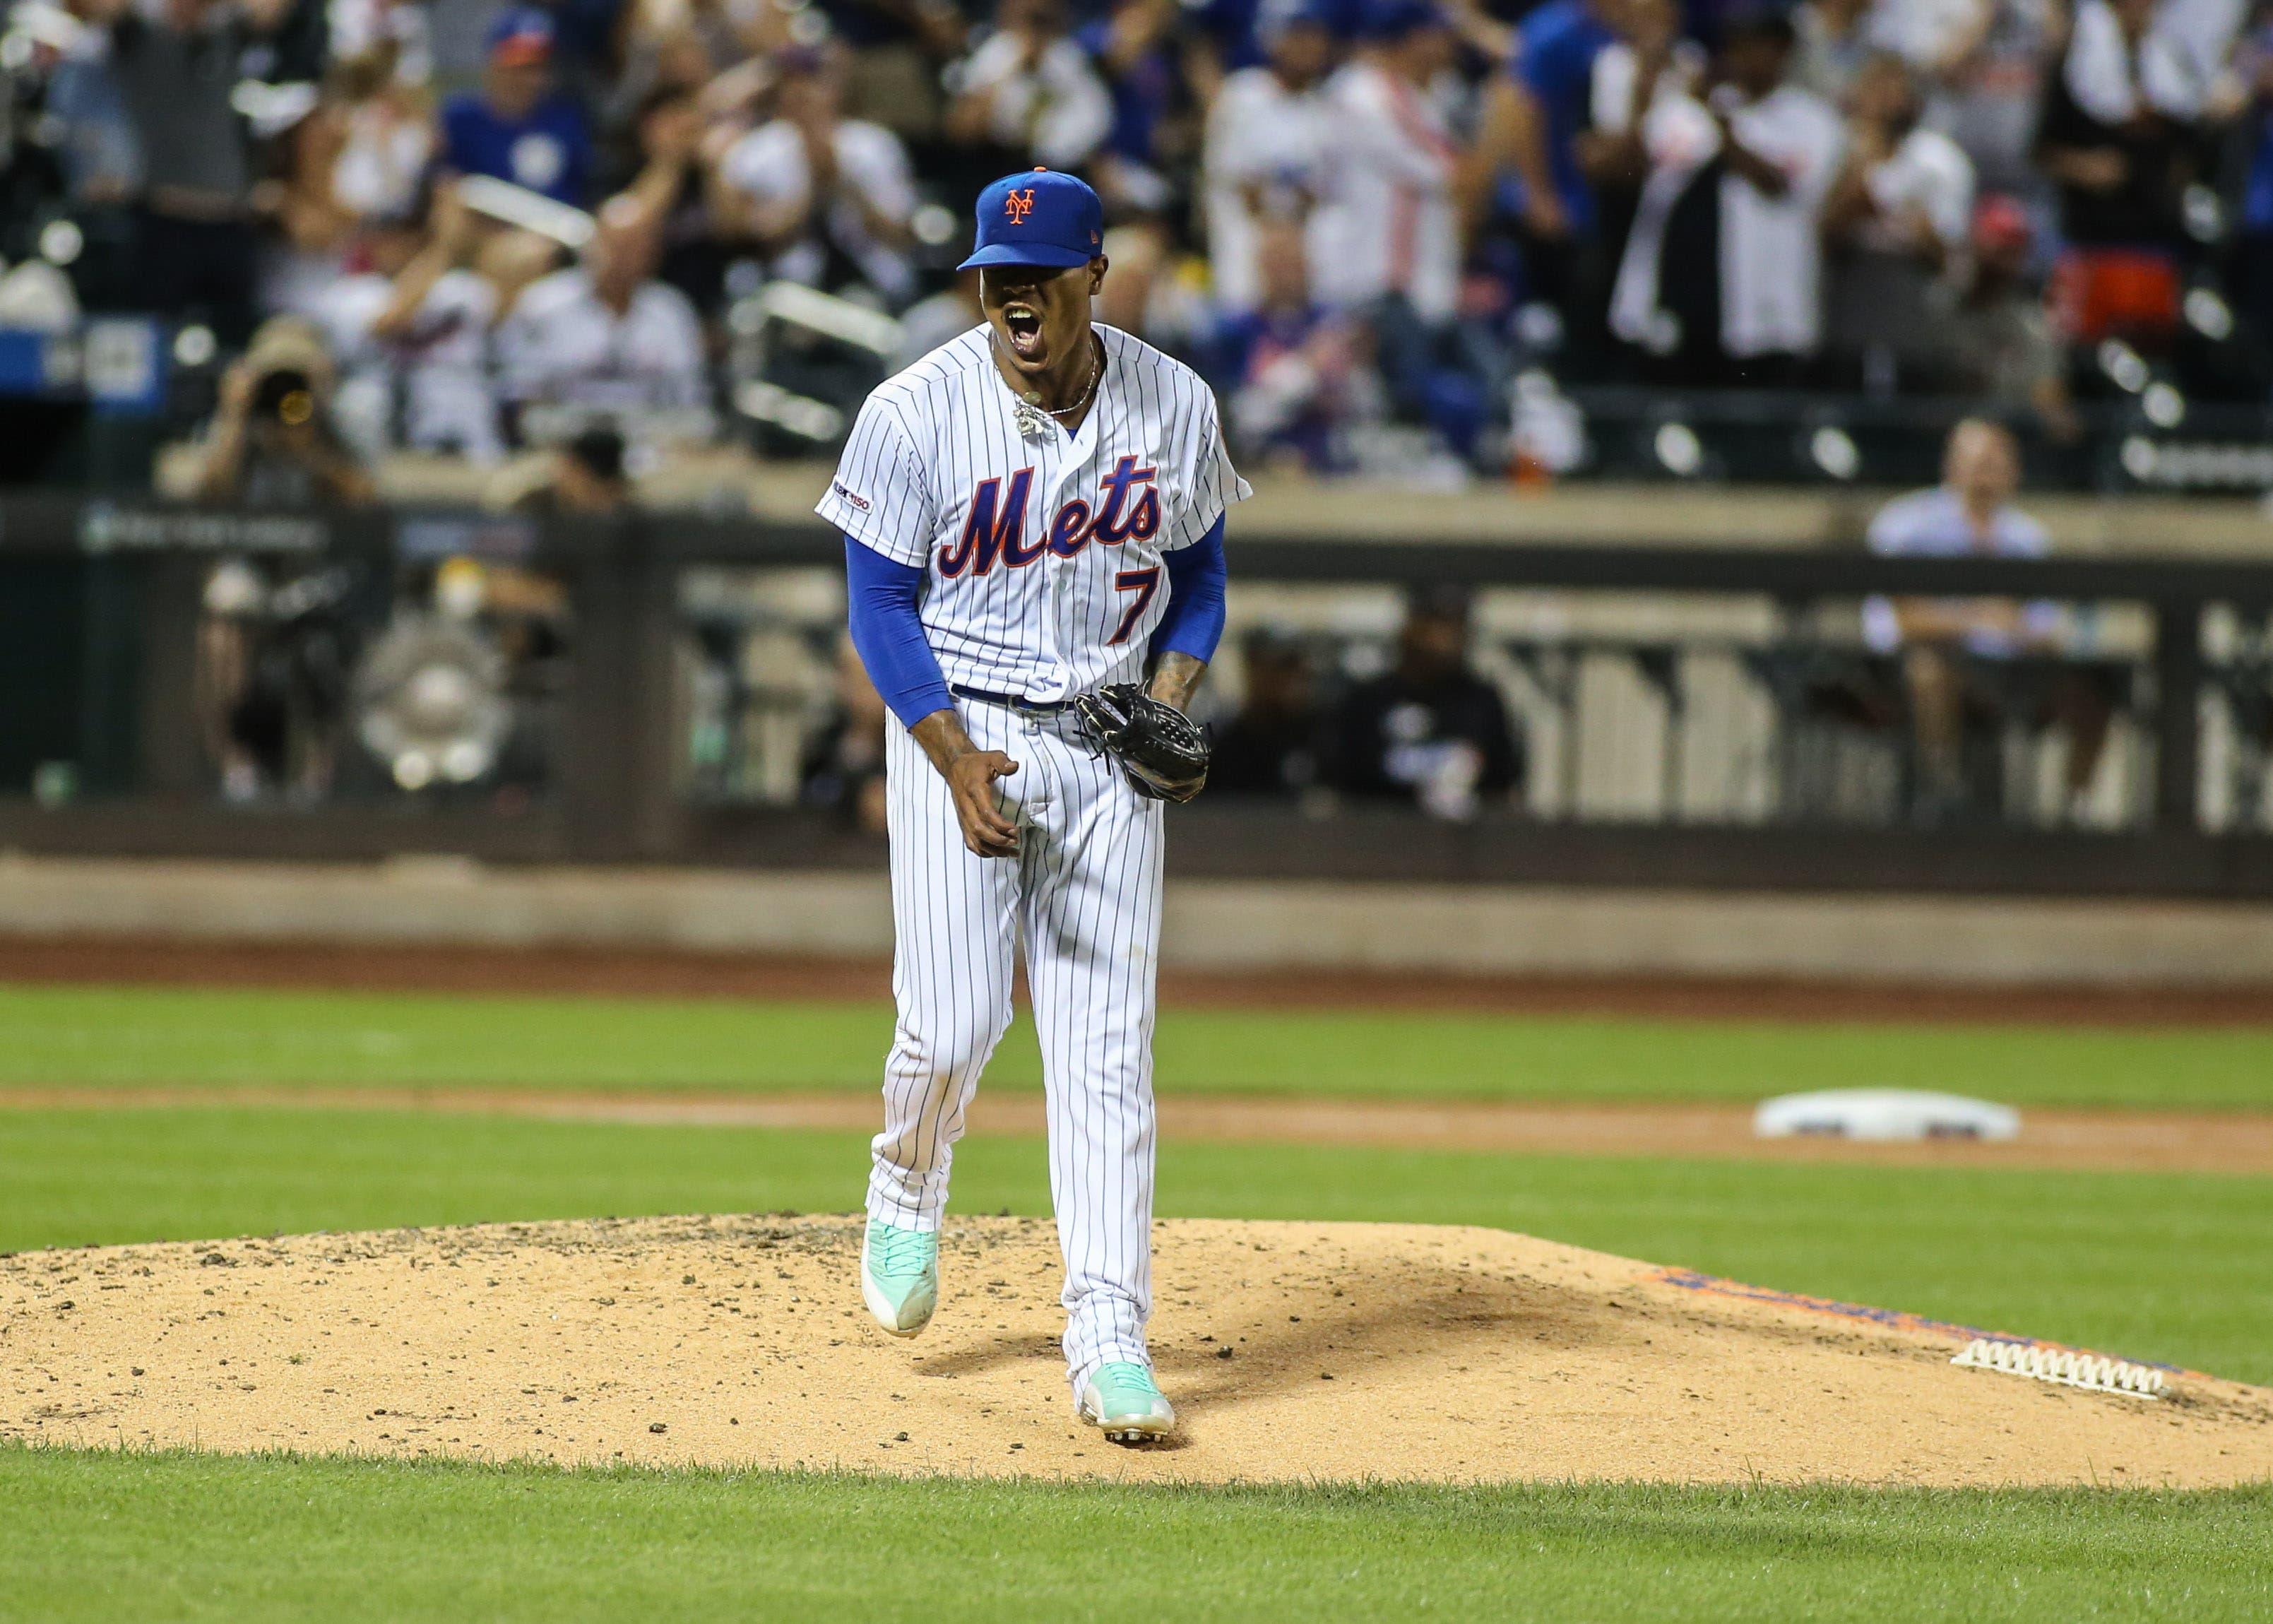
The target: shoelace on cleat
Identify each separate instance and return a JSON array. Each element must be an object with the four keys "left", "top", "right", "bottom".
[
  {"left": 868, "top": 1226, "right": 934, "bottom": 1280},
  {"left": 1093, "top": 1362, "right": 1160, "bottom": 1405}
]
